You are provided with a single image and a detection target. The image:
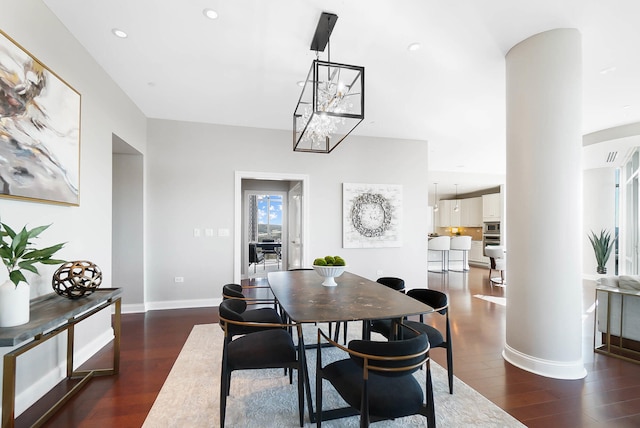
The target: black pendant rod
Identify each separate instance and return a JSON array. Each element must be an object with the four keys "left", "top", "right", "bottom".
[{"left": 310, "top": 12, "right": 338, "bottom": 52}]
